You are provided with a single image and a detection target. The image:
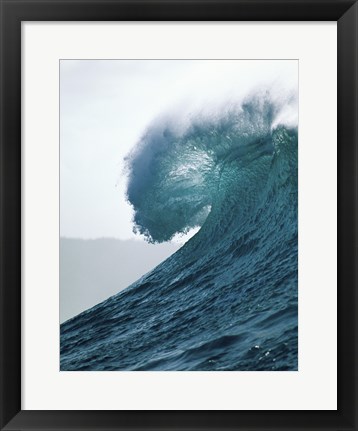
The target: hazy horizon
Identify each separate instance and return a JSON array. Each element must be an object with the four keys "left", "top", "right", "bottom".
[{"left": 60, "top": 236, "right": 181, "bottom": 323}]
